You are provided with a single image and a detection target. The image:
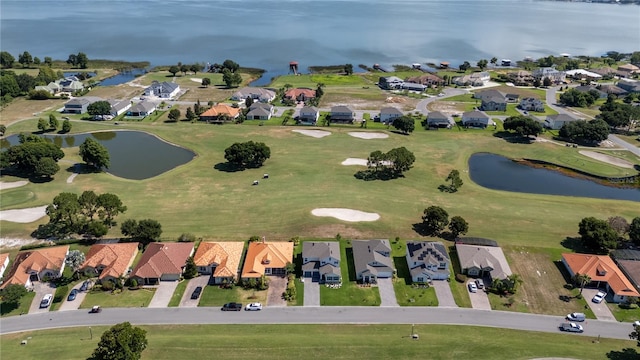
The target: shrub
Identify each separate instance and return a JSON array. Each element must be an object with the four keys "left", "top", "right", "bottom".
[
  {"left": 455, "top": 273, "right": 467, "bottom": 283},
  {"left": 177, "top": 233, "right": 196, "bottom": 242},
  {"left": 101, "top": 281, "right": 115, "bottom": 291}
]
